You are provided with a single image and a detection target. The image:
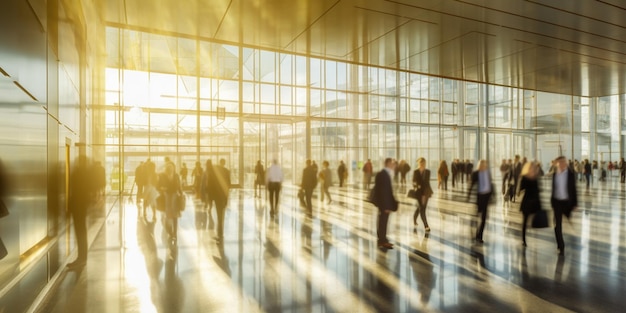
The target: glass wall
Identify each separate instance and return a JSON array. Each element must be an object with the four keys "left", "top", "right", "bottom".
[{"left": 103, "top": 27, "right": 622, "bottom": 189}]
